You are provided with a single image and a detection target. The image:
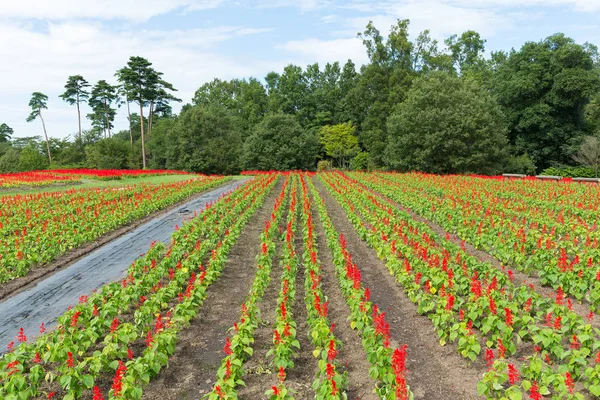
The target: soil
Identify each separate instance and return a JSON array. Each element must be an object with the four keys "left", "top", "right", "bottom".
[
  {"left": 314, "top": 177, "right": 484, "bottom": 400},
  {"left": 142, "top": 179, "right": 282, "bottom": 400},
  {"left": 0, "top": 179, "right": 240, "bottom": 302}
]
